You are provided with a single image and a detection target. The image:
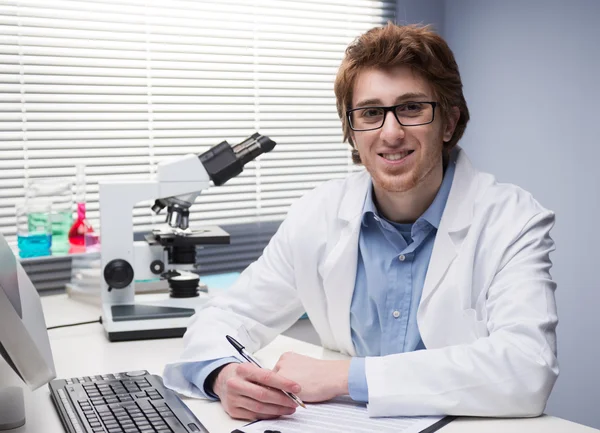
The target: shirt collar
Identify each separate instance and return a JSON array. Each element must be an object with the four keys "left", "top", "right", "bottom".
[
  {"left": 420, "top": 150, "right": 456, "bottom": 229},
  {"left": 361, "top": 181, "right": 378, "bottom": 226},
  {"left": 361, "top": 148, "right": 457, "bottom": 229}
]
